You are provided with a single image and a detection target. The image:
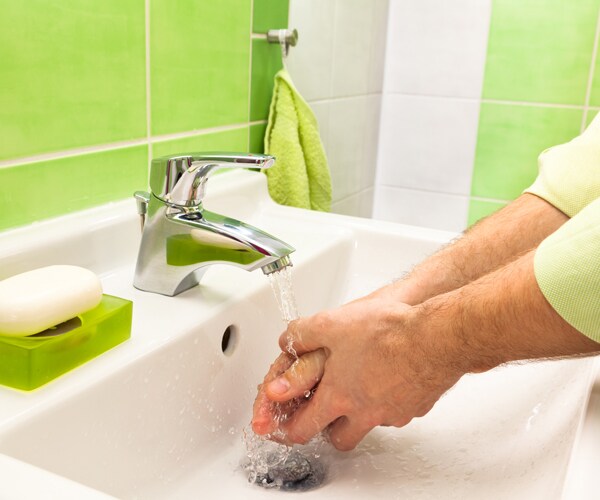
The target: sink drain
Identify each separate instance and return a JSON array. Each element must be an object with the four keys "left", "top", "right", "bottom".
[{"left": 252, "top": 450, "right": 326, "bottom": 492}]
